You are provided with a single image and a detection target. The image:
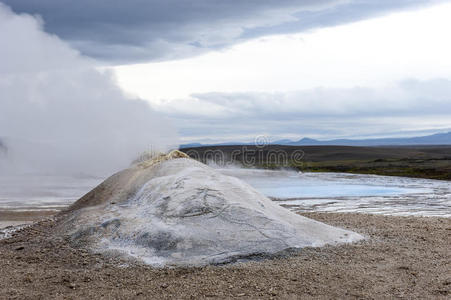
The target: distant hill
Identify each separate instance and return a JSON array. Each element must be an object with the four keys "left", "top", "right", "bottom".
[
  {"left": 180, "top": 141, "right": 246, "bottom": 148},
  {"left": 275, "top": 132, "right": 451, "bottom": 146},
  {"left": 180, "top": 132, "right": 451, "bottom": 148}
]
